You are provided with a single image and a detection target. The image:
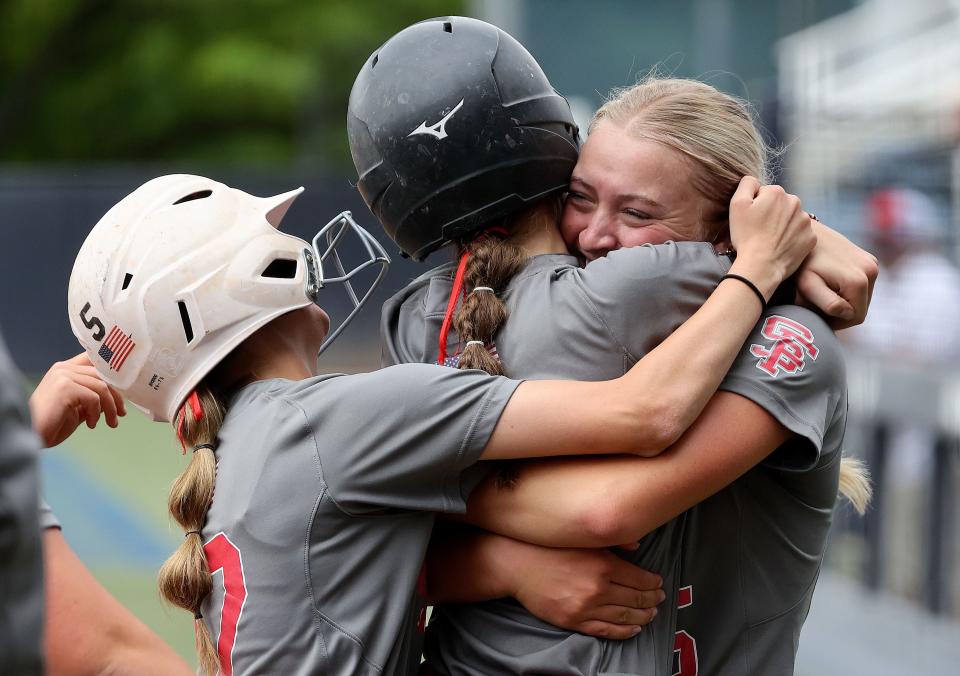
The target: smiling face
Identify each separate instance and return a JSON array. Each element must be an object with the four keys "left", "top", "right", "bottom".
[{"left": 560, "top": 121, "right": 726, "bottom": 262}]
